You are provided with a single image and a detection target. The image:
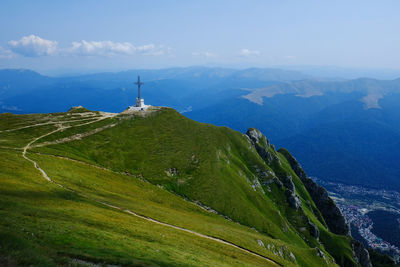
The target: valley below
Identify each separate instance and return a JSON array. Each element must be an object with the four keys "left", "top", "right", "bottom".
[{"left": 315, "top": 177, "right": 400, "bottom": 262}]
